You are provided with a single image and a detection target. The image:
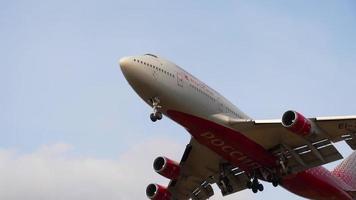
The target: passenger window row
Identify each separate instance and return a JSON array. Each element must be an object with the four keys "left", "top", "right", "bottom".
[
  {"left": 189, "top": 83, "right": 216, "bottom": 102},
  {"left": 133, "top": 59, "right": 175, "bottom": 78},
  {"left": 225, "top": 106, "right": 238, "bottom": 117}
]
